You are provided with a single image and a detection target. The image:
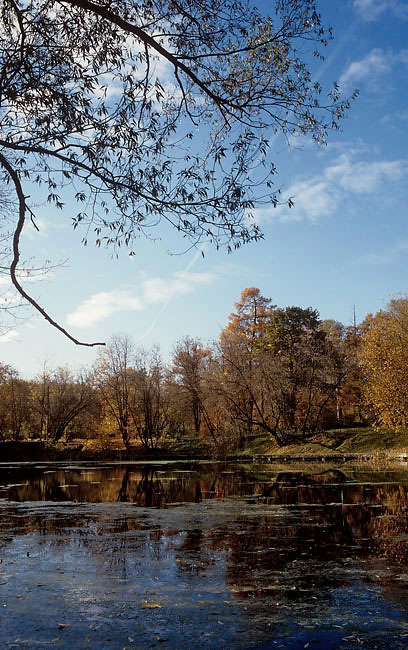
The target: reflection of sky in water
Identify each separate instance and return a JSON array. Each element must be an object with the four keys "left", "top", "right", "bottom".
[{"left": 0, "top": 463, "right": 408, "bottom": 648}]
